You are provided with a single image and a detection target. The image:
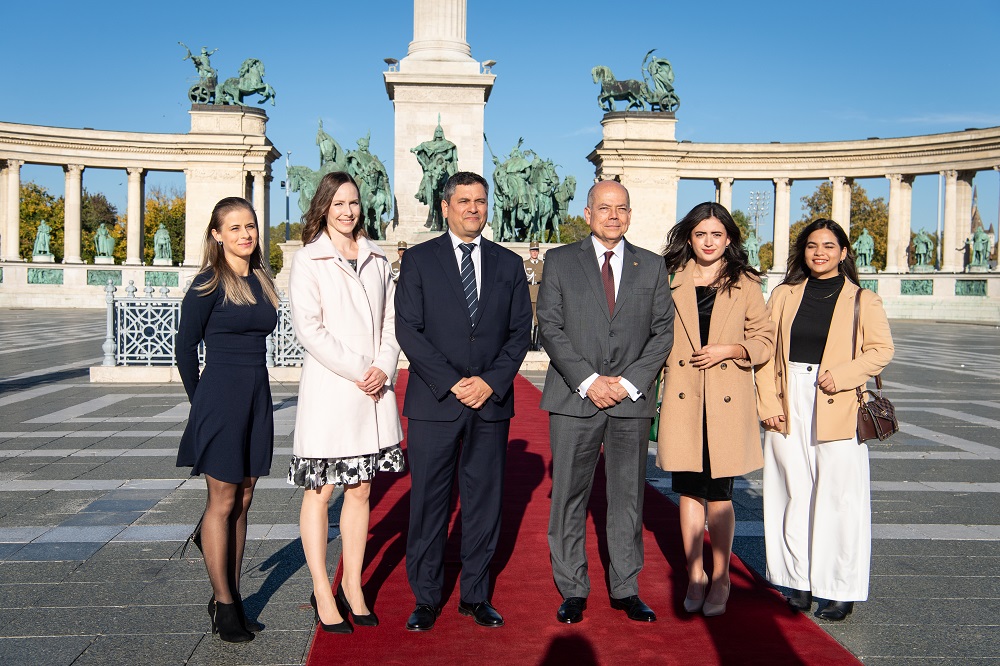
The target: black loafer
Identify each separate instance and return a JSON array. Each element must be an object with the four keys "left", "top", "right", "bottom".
[
  {"left": 557, "top": 597, "right": 587, "bottom": 624},
  {"left": 787, "top": 588, "right": 812, "bottom": 612},
  {"left": 610, "top": 595, "right": 656, "bottom": 622},
  {"left": 815, "top": 600, "right": 854, "bottom": 621},
  {"left": 458, "top": 600, "right": 504, "bottom": 627},
  {"left": 406, "top": 604, "right": 439, "bottom": 631}
]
